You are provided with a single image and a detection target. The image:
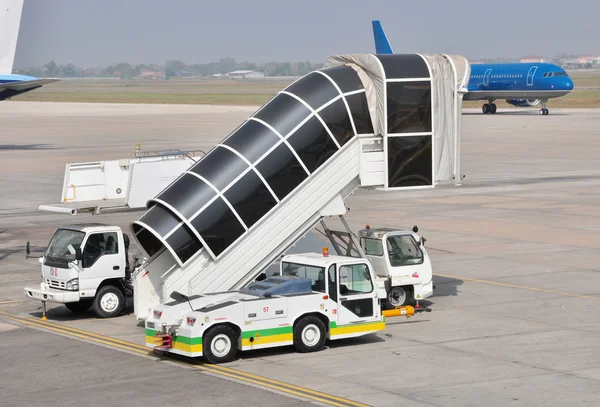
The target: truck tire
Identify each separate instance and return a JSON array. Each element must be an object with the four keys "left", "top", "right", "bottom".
[
  {"left": 293, "top": 315, "right": 326, "bottom": 353},
  {"left": 92, "top": 285, "right": 125, "bottom": 318},
  {"left": 203, "top": 325, "right": 238, "bottom": 364},
  {"left": 65, "top": 300, "right": 92, "bottom": 313}
]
